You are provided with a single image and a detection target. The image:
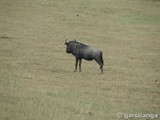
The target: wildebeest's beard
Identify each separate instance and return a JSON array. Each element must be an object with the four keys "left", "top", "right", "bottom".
[{"left": 66, "top": 45, "right": 71, "bottom": 53}]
